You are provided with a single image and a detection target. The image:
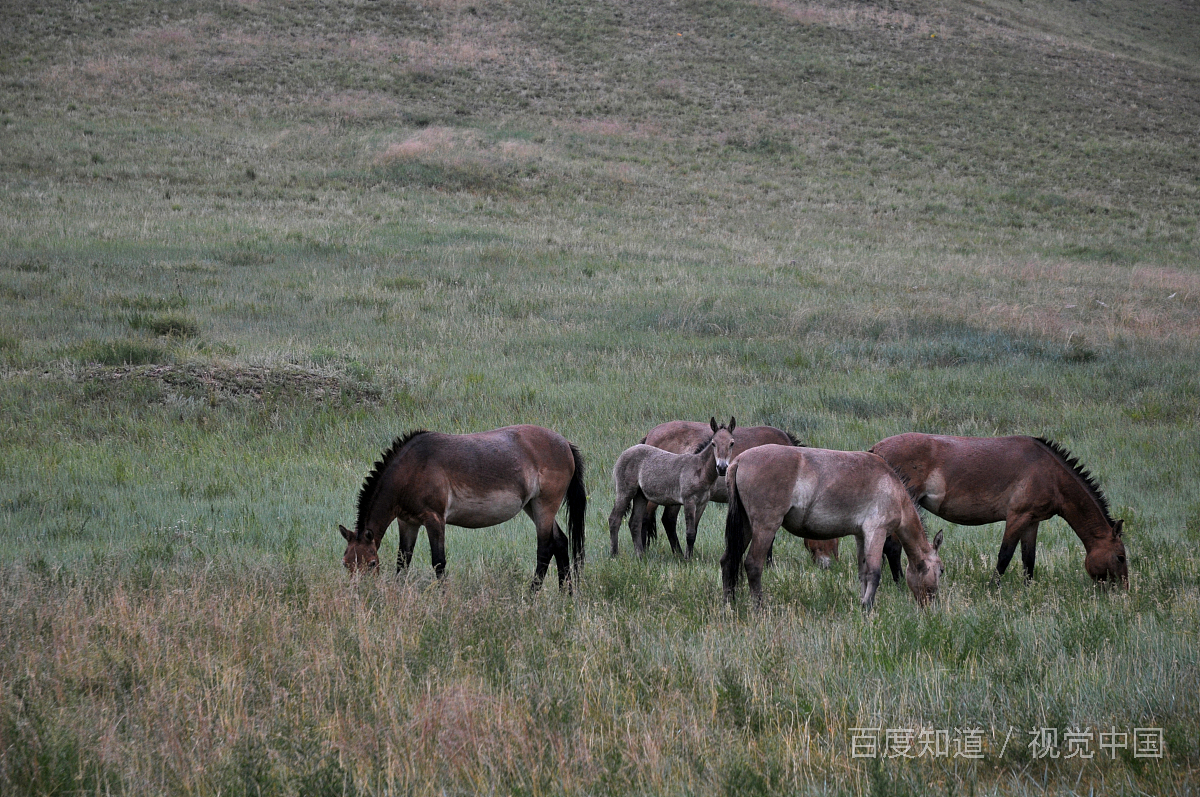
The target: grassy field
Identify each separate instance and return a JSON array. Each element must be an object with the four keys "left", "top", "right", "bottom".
[{"left": 2, "top": 0, "right": 1198, "bottom": 794}]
